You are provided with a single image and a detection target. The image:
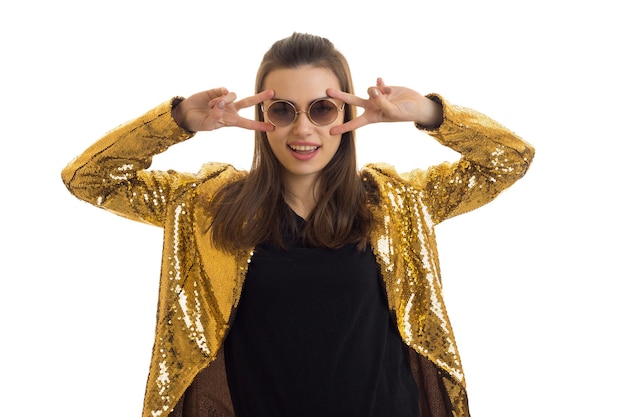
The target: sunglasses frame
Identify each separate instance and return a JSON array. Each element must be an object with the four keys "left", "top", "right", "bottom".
[{"left": 261, "top": 98, "right": 345, "bottom": 127}]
